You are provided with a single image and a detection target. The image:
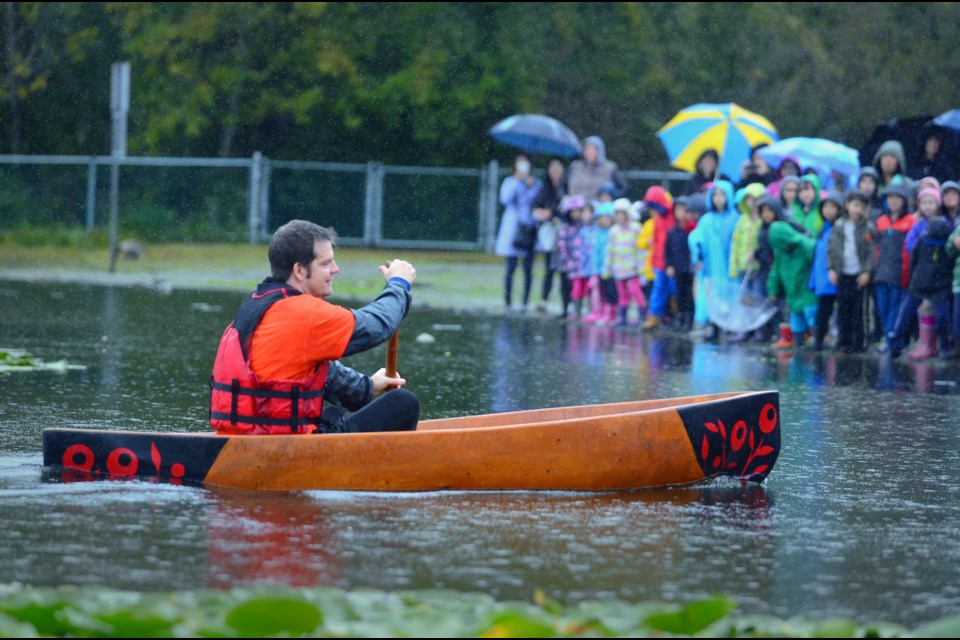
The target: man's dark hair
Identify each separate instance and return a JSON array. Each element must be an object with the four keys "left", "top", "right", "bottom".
[{"left": 268, "top": 220, "right": 337, "bottom": 281}]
